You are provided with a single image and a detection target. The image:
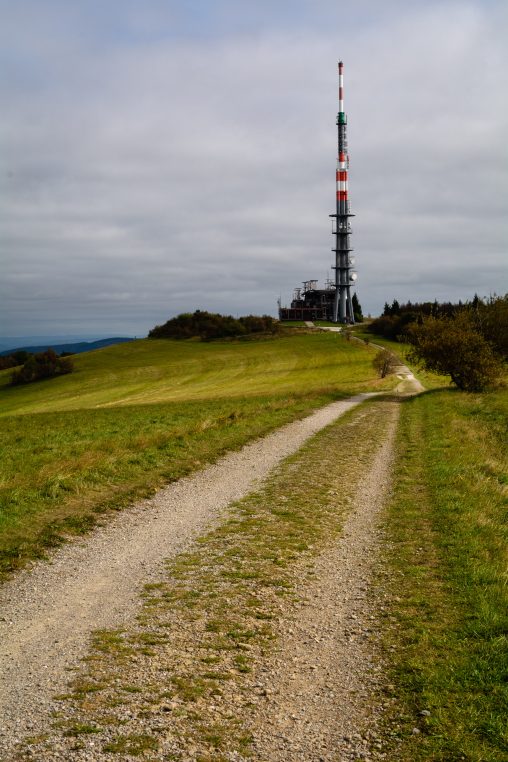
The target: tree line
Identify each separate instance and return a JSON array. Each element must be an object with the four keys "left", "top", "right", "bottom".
[
  {"left": 2, "top": 348, "right": 74, "bottom": 386},
  {"left": 369, "top": 294, "right": 507, "bottom": 391}
]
